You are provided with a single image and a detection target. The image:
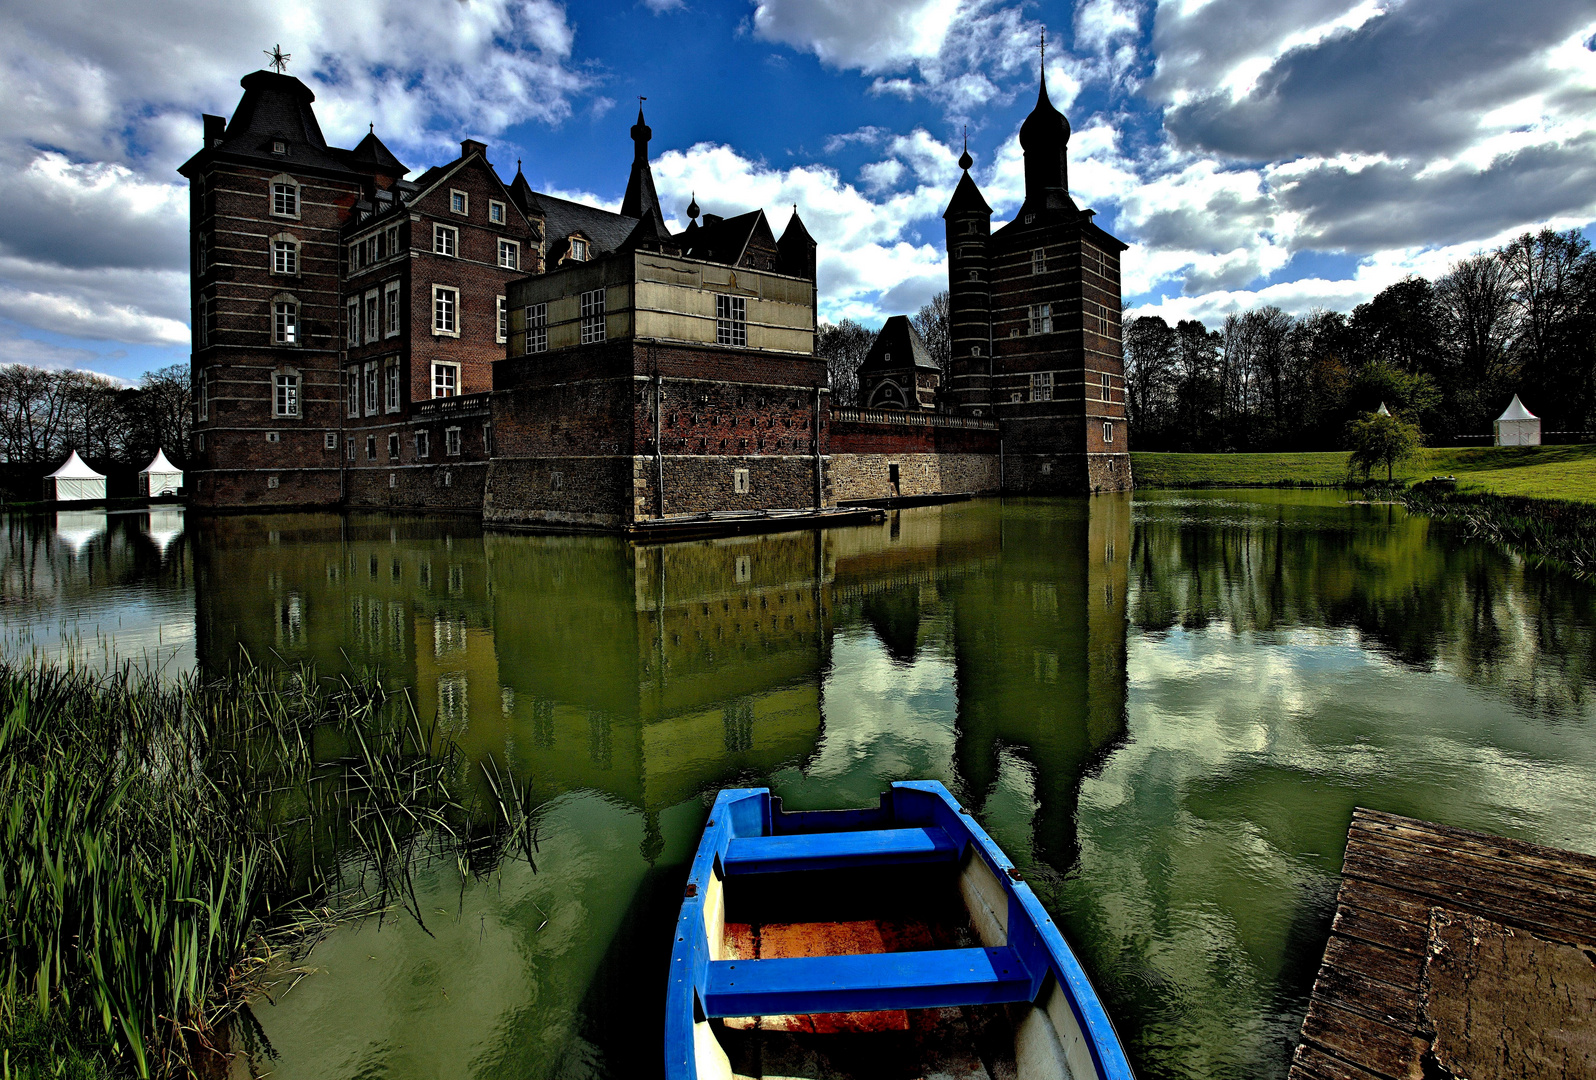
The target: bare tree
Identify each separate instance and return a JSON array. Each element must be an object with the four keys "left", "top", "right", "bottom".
[
  {"left": 1123, "top": 315, "right": 1177, "bottom": 444},
  {"left": 816, "top": 319, "right": 876, "bottom": 408},
  {"left": 911, "top": 291, "right": 951, "bottom": 382}
]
